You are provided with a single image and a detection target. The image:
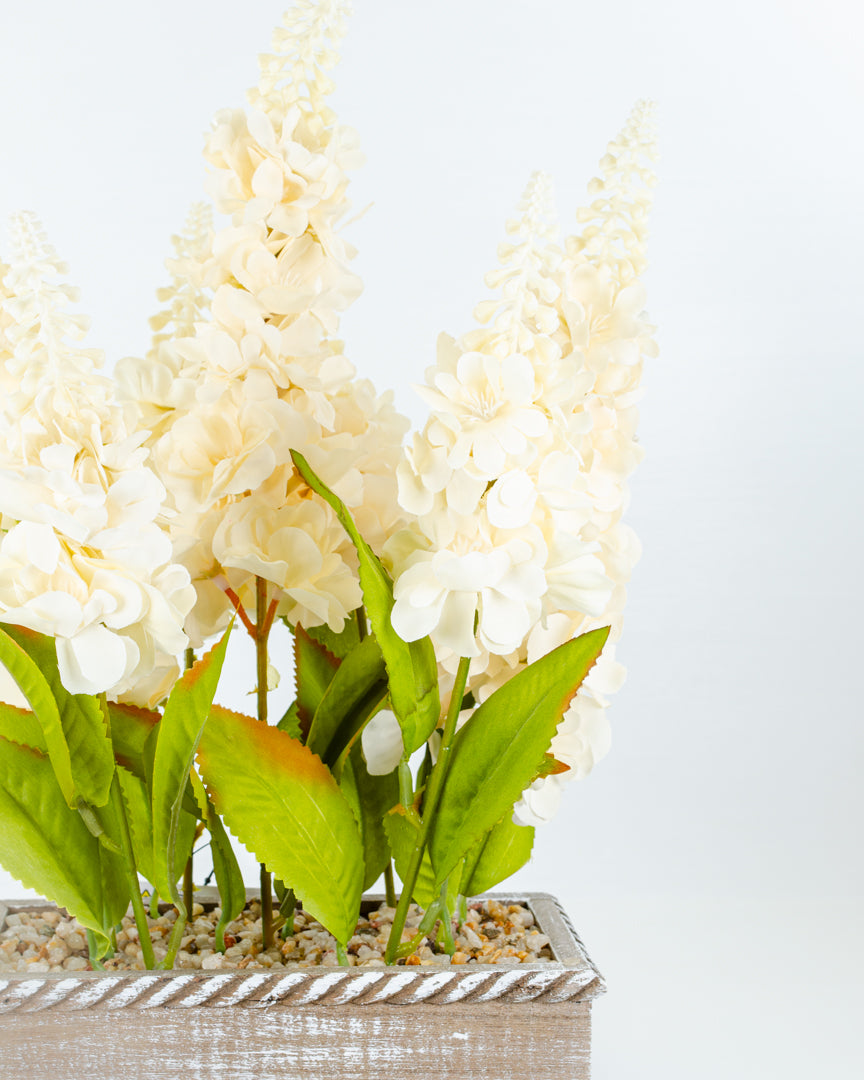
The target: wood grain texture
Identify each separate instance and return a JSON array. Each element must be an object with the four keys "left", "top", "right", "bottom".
[
  {"left": 0, "top": 892, "right": 602, "bottom": 1079},
  {"left": 0, "top": 1003, "right": 592, "bottom": 1079}
]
